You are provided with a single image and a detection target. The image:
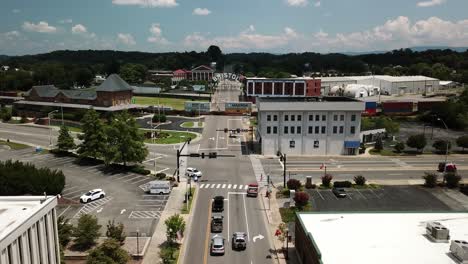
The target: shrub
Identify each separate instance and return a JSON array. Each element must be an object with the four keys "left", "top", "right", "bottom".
[
  {"left": 456, "top": 135, "right": 468, "bottom": 151},
  {"left": 354, "top": 175, "right": 367, "bottom": 186},
  {"left": 152, "top": 114, "right": 167, "bottom": 123},
  {"left": 20, "top": 114, "right": 28, "bottom": 123},
  {"left": 374, "top": 137, "right": 383, "bottom": 151},
  {"left": 406, "top": 134, "right": 427, "bottom": 153},
  {"left": 165, "top": 214, "right": 185, "bottom": 243},
  {"left": 86, "top": 239, "right": 129, "bottom": 264},
  {"left": 0, "top": 107, "right": 12, "bottom": 122},
  {"left": 57, "top": 216, "right": 73, "bottom": 248},
  {"left": 432, "top": 140, "right": 452, "bottom": 153},
  {"left": 106, "top": 220, "right": 126, "bottom": 244},
  {"left": 445, "top": 173, "right": 462, "bottom": 189},
  {"left": 73, "top": 214, "right": 101, "bottom": 251},
  {"left": 165, "top": 176, "right": 176, "bottom": 182},
  {"left": 287, "top": 179, "right": 302, "bottom": 190},
  {"left": 155, "top": 172, "right": 167, "bottom": 180},
  {"left": 130, "top": 165, "right": 151, "bottom": 175},
  {"left": 321, "top": 174, "right": 333, "bottom": 187},
  {"left": 333, "top": 181, "right": 352, "bottom": 188},
  {"left": 394, "top": 142, "right": 405, "bottom": 153},
  {"left": 293, "top": 192, "right": 310, "bottom": 209},
  {"left": 460, "top": 185, "right": 468, "bottom": 196},
  {"left": 281, "top": 187, "right": 290, "bottom": 197},
  {"left": 422, "top": 172, "right": 438, "bottom": 188},
  {"left": 305, "top": 182, "right": 316, "bottom": 189}
]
